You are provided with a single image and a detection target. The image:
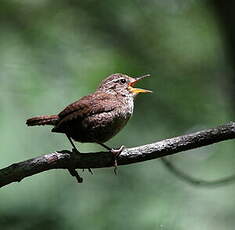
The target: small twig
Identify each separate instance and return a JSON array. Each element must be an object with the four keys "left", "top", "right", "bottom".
[
  {"left": 161, "top": 157, "right": 235, "bottom": 187},
  {"left": 0, "top": 122, "right": 235, "bottom": 188}
]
